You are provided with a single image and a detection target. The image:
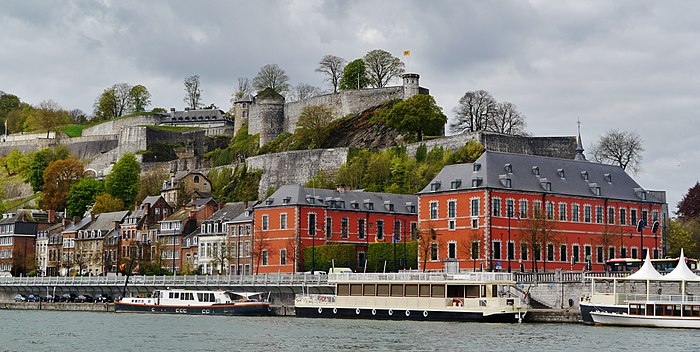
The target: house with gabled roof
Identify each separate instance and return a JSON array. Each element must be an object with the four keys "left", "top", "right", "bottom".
[
  {"left": 75, "top": 210, "right": 129, "bottom": 276},
  {"left": 197, "top": 202, "right": 246, "bottom": 275}
]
